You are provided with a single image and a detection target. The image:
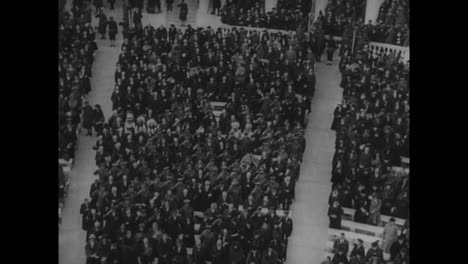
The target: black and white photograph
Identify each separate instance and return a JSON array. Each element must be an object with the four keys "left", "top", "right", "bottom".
[{"left": 58, "top": 0, "right": 410, "bottom": 264}]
